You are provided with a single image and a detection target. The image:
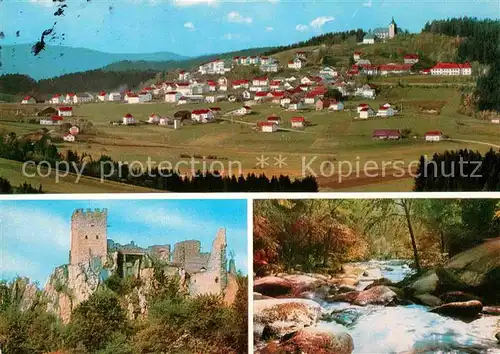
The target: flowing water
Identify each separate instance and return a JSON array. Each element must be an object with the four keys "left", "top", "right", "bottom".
[{"left": 320, "top": 260, "right": 500, "bottom": 354}]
